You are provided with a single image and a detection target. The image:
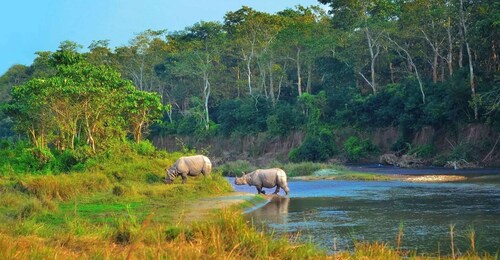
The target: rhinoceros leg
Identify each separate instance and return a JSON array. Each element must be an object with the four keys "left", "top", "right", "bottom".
[
  {"left": 273, "top": 186, "right": 280, "bottom": 194},
  {"left": 181, "top": 173, "right": 188, "bottom": 184},
  {"left": 256, "top": 186, "right": 265, "bottom": 194},
  {"left": 283, "top": 186, "right": 290, "bottom": 195}
]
